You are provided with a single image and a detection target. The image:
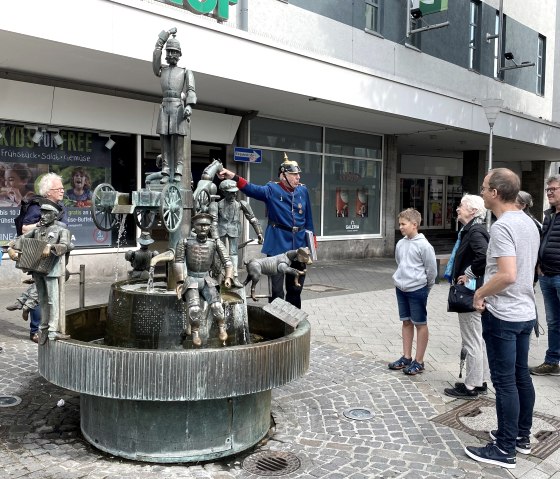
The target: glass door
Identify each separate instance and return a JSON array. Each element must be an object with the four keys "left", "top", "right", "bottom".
[
  {"left": 399, "top": 177, "right": 426, "bottom": 220},
  {"left": 398, "top": 175, "right": 450, "bottom": 229},
  {"left": 427, "top": 177, "right": 444, "bottom": 228}
]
